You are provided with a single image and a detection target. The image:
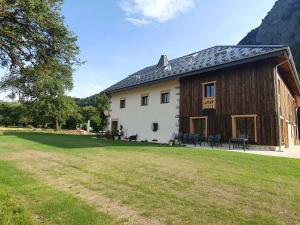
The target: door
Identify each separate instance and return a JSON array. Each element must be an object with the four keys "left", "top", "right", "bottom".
[
  {"left": 111, "top": 120, "right": 118, "bottom": 133},
  {"left": 234, "top": 116, "right": 256, "bottom": 143},
  {"left": 284, "top": 121, "right": 289, "bottom": 149},
  {"left": 190, "top": 117, "right": 207, "bottom": 137},
  {"left": 288, "top": 124, "right": 294, "bottom": 147}
]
